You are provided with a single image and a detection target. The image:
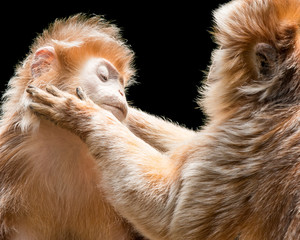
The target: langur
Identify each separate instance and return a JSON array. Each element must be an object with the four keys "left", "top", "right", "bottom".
[
  {"left": 27, "top": 0, "right": 300, "bottom": 239},
  {"left": 0, "top": 14, "right": 147, "bottom": 239}
]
